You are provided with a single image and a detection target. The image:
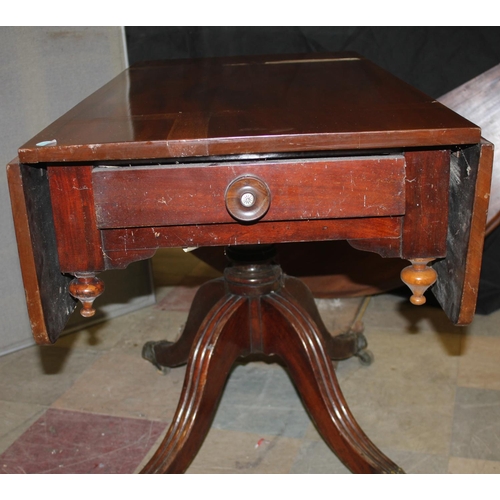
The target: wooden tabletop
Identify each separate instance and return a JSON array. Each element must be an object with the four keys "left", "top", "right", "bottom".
[{"left": 19, "top": 52, "right": 481, "bottom": 164}]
